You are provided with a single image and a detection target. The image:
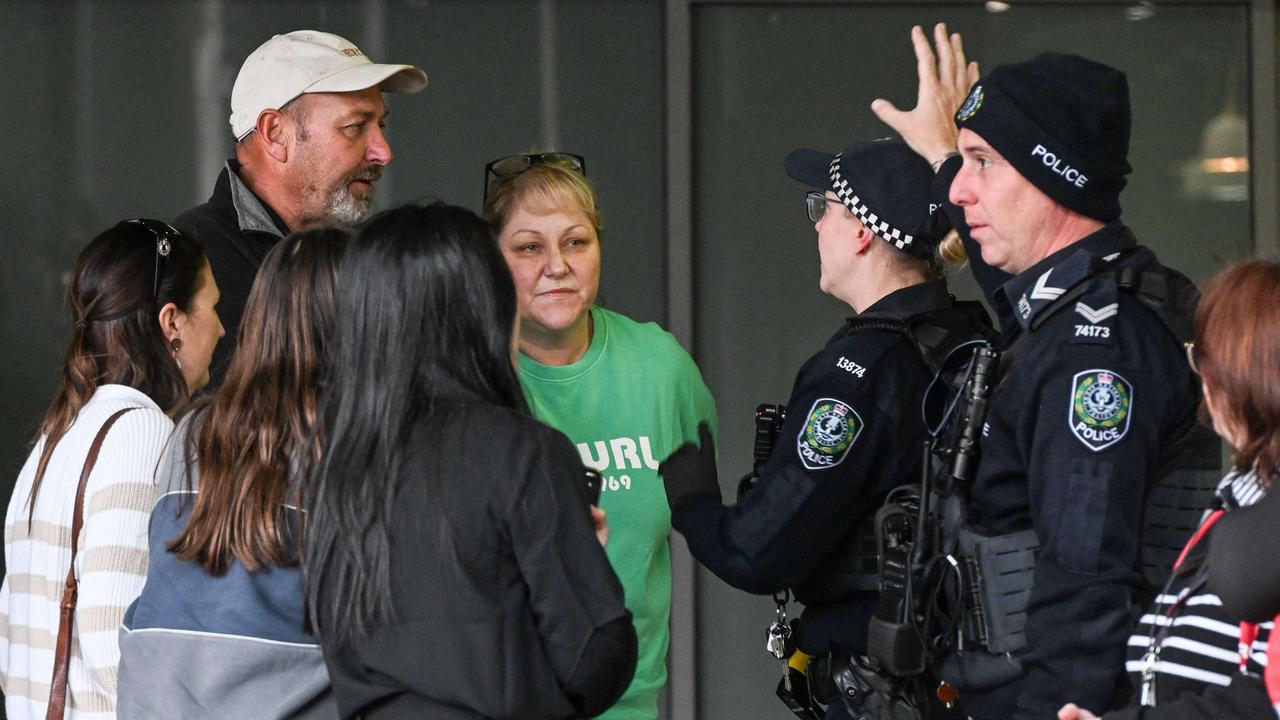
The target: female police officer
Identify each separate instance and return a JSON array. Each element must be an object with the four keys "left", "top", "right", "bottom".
[{"left": 660, "top": 138, "right": 991, "bottom": 719}]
